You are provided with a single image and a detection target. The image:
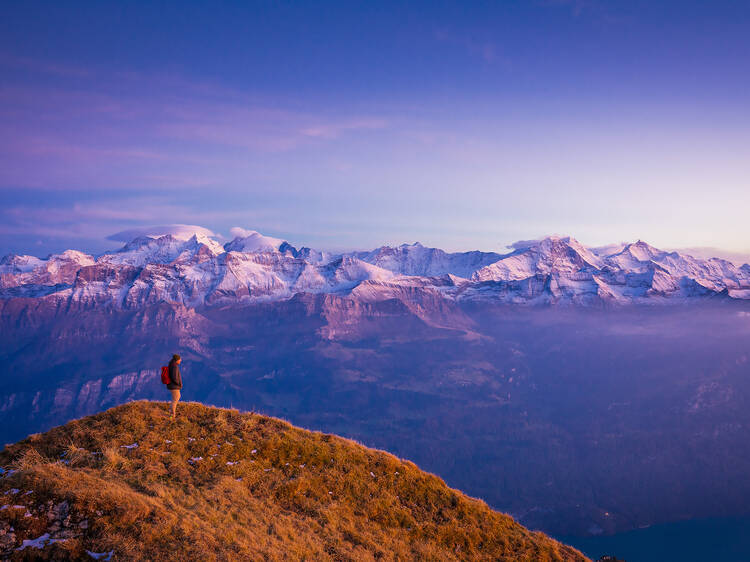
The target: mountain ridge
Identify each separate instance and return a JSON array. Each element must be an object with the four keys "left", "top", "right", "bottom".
[
  {"left": 0, "top": 401, "right": 587, "bottom": 561},
  {"left": 2, "top": 231, "right": 749, "bottom": 308}
]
